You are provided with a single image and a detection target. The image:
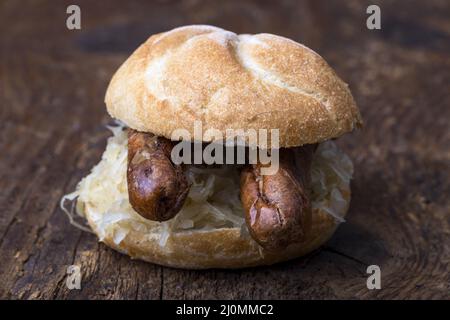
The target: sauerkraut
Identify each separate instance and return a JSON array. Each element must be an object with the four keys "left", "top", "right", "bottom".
[{"left": 60, "top": 124, "right": 353, "bottom": 246}]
